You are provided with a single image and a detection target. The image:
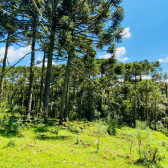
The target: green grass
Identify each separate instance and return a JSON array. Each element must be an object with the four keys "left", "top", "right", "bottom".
[{"left": 0, "top": 121, "right": 167, "bottom": 168}]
